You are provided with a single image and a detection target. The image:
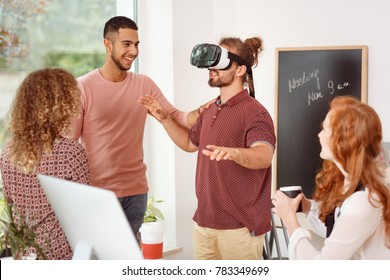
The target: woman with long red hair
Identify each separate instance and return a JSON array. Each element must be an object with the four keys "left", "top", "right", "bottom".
[{"left": 273, "top": 95, "right": 390, "bottom": 259}]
